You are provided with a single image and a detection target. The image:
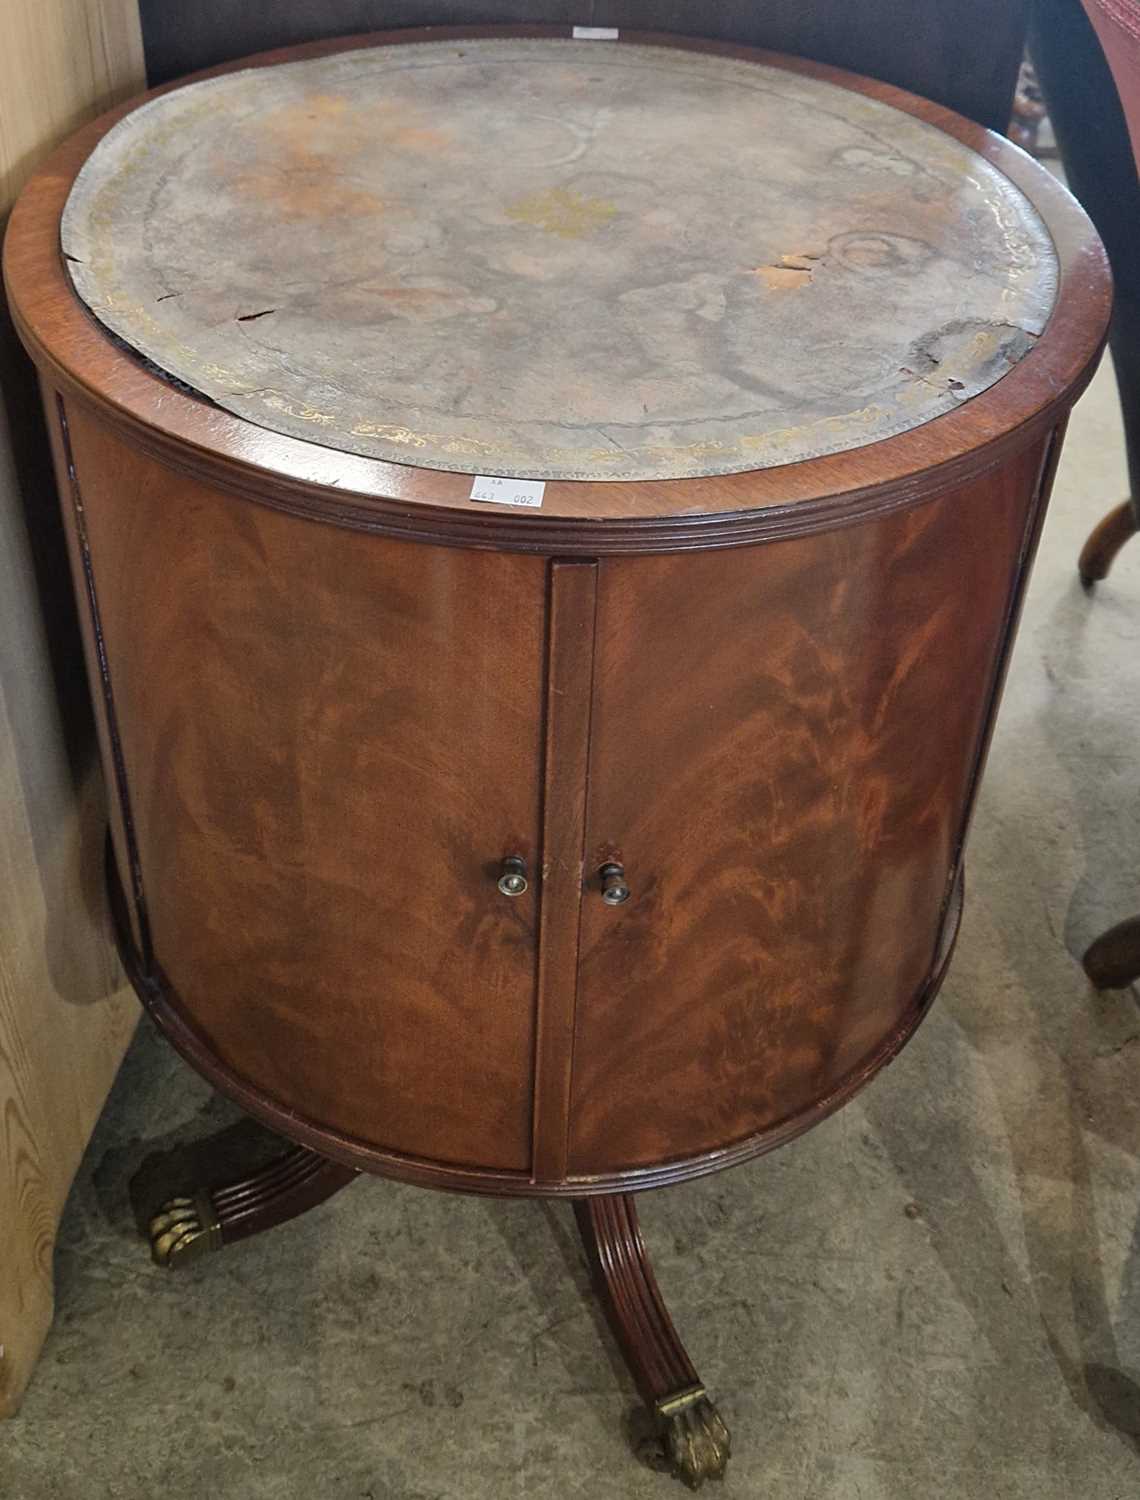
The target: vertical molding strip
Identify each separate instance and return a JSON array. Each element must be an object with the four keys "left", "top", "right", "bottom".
[
  {"left": 940, "top": 419, "right": 1068, "bottom": 929},
  {"left": 531, "top": 559, "right": 598, "bottom": 1183},
  {"left": 49, "top": 391, "right": 152, "bottom": 965}
]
